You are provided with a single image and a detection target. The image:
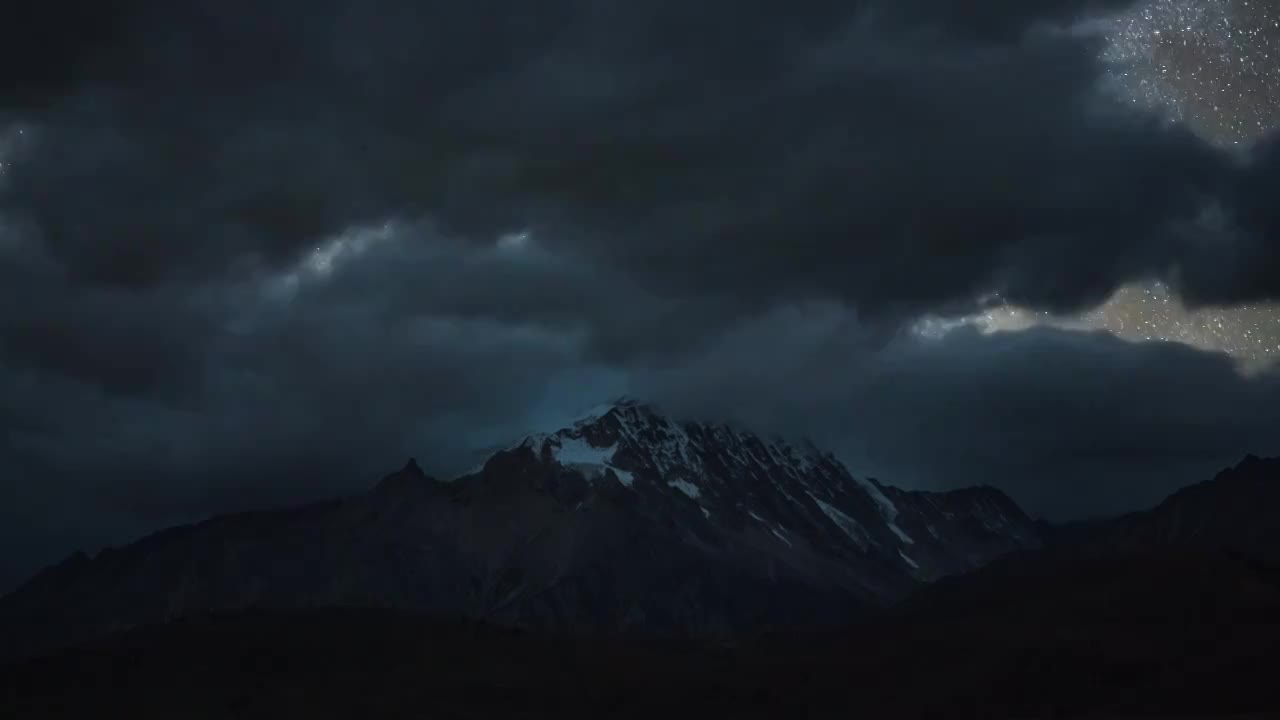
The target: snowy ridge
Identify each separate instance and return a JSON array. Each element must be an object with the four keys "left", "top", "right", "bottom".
[
  {"left": 809, "top": 492, "right": 871, "bottom": 551},
  {"left": 669, "top": 479, "right": 701, "bottom": 499},
  {"left": 851, "top": 476, "right": 914, "bottom": 545},
  {"left": 492, "top": 399, "right": 1038, "bottom": 580},
  {"left": 0, "top": 399, "right": 1045, "bottom": 653},
  {"left": 520, "top": 427, "right": 632, "bottom": 487}
]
